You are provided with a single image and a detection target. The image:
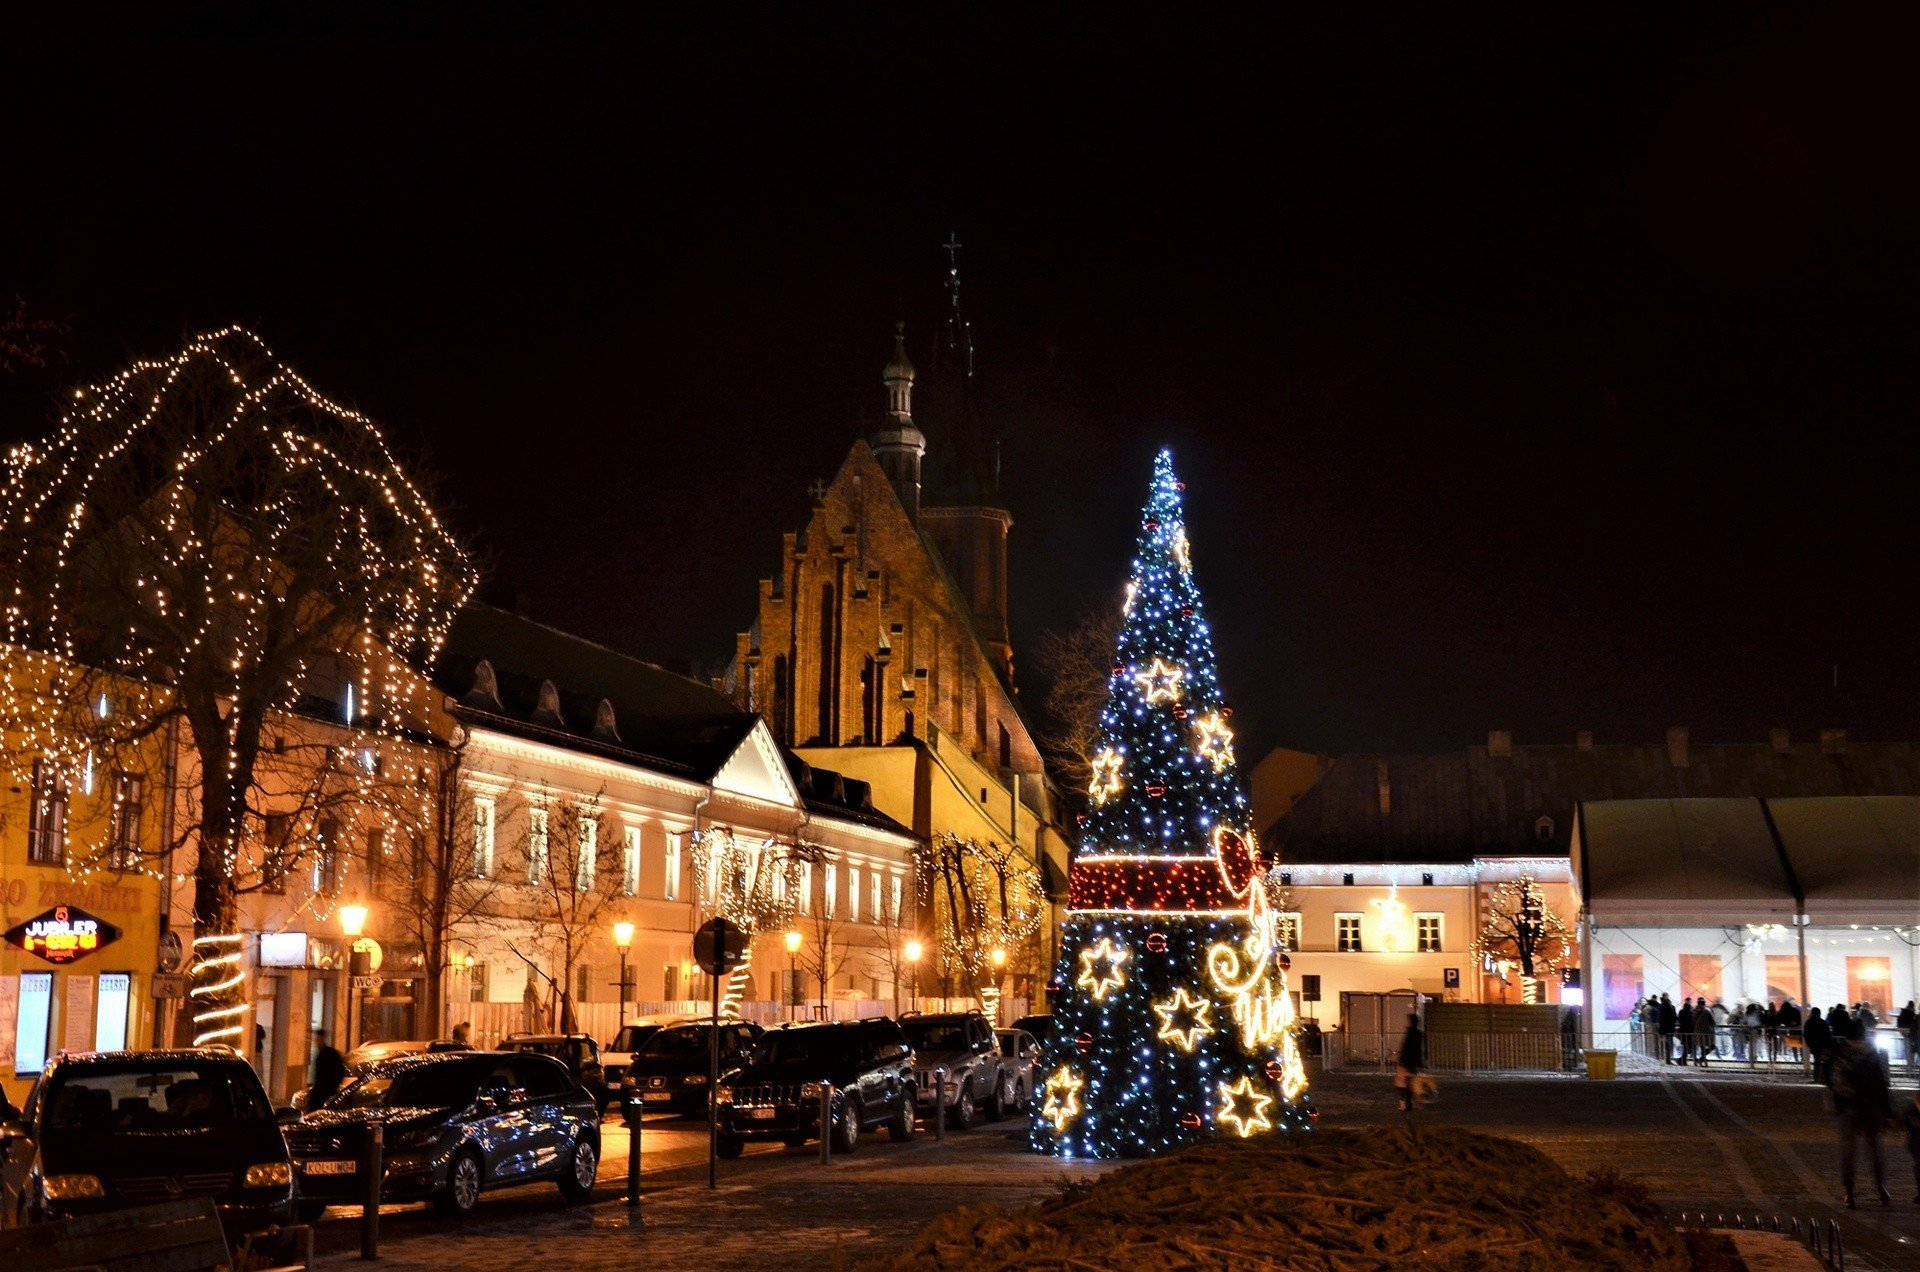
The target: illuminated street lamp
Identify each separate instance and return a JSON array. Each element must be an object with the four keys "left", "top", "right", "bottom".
[
  {"left": 339, "top": 903, "right": 371, "bottom": 1052},
  {"left": 904, "top": 938, "right": 924, "bottom": 1012},
  {"left": 612, "top": 921, "right": 636, "bottom": 1022},
  {"left": 784, "top": 929, "right": 803, "bottom": 1021}
]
